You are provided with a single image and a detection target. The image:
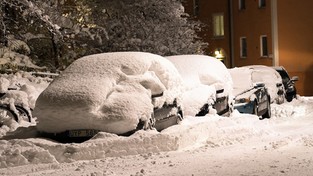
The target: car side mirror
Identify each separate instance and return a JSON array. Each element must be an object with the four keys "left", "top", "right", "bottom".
[
  {"left": 152, "top": 92, "right": 164, "bottom": 98},
  {"left": 254, "top": 82, "right": 265, "bottom": 88},
  {"left": 291, "top": 76, "right": 299, "bottom": 82},
  {"left": 216, "top": 88, "right": 224, "bottom": 94}
]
